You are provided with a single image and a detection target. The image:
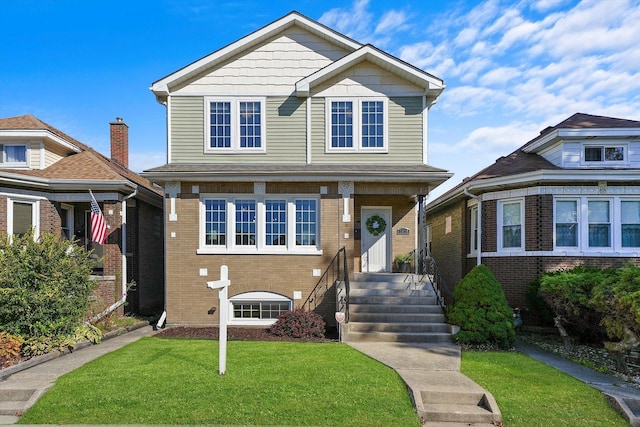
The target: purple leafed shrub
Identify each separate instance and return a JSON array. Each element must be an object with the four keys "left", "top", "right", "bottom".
[{"left": 270, "top": 308, "right": 326, "bottom": 339}]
